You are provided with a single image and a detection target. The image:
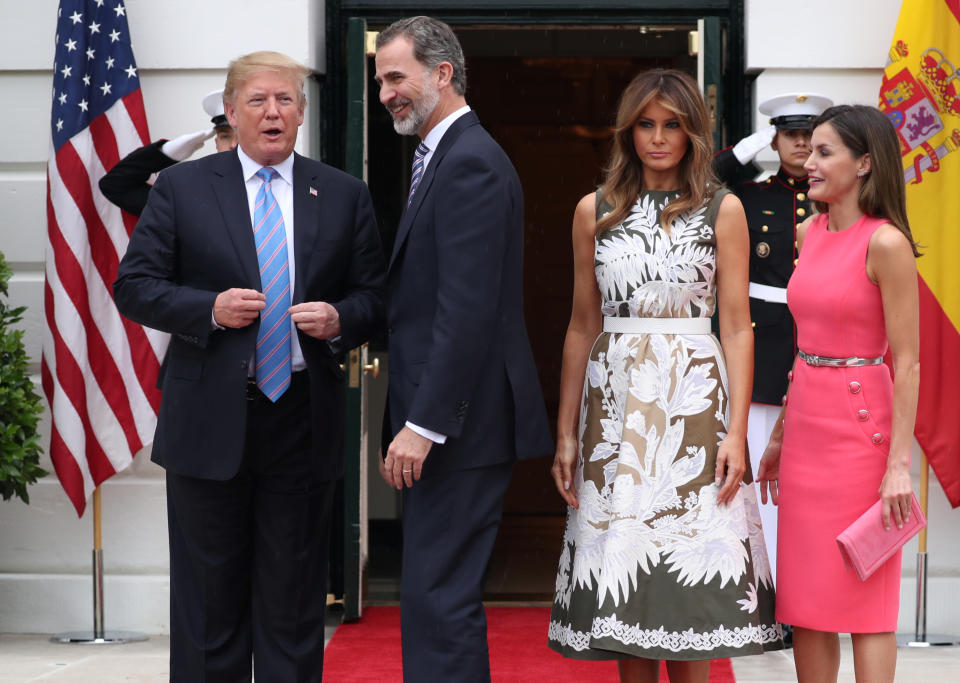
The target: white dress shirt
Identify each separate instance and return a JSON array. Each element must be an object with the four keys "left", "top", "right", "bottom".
[
  {"left": 403, "top": 105, "right": 472, "bottom": 445},
  {"left": 236, "top": 146, "right": 306, "bottom": 372}
]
